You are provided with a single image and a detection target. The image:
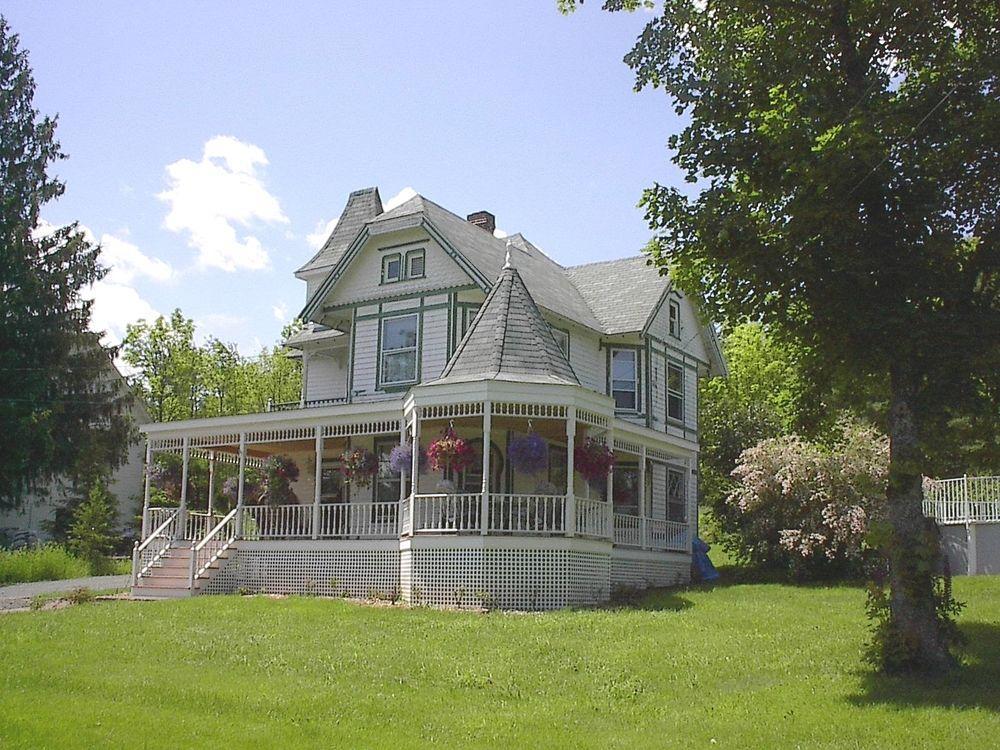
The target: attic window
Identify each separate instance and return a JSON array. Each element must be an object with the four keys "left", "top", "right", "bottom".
[
  {"left": 550, "top": 327, "right": 570, "bottom": 357},
  {"left": 406, "top": 249, "right": 425, "bottom": 279},
  {"left": 382, "top": 254, "right": 402, "bottom": 284},
  {"left": 668, "top": 300, "right": 681, "bottom": 339}
]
